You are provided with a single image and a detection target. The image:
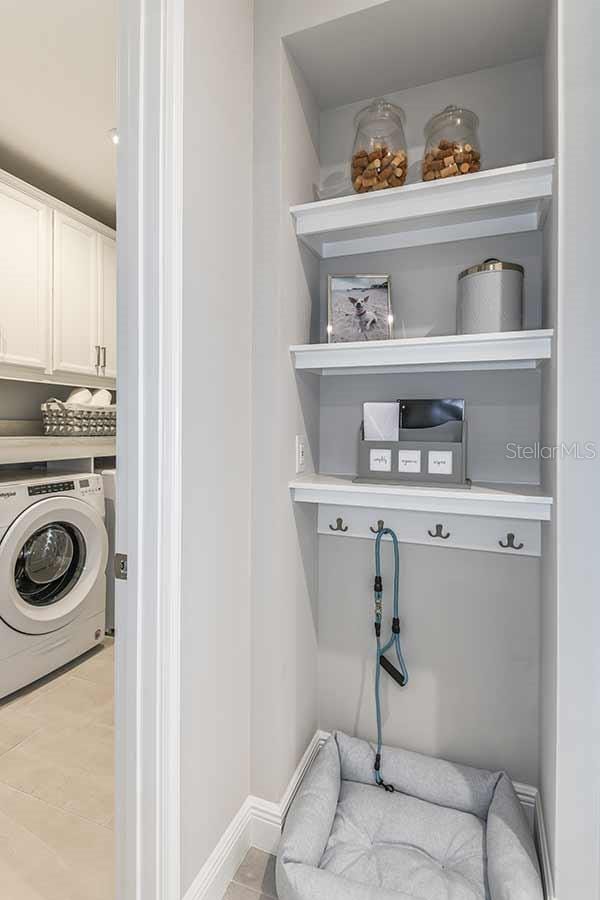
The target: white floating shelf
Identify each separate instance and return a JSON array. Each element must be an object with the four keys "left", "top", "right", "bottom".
[
  {"left": 0, "top": 436, "right": 116, "bottom": 466},
  {"left": 290, "top": 475, "right": 552, "bottom": 556},
  {"left": 290, "top": 475, "right": 552, "bottom": 521},
  {"left": 291, "top": 329, "right": 553, "bottom": 375},
  {"left": 291, "top": 160, "right": 554, "bottom": 258}
]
